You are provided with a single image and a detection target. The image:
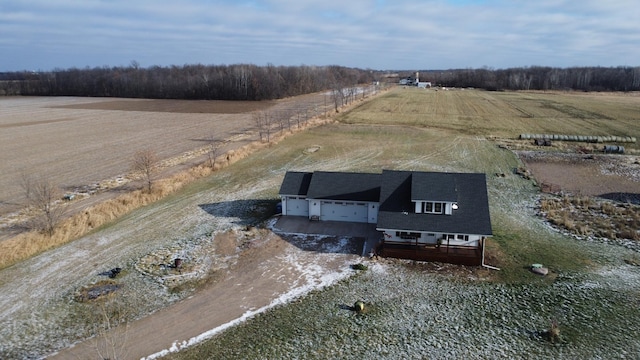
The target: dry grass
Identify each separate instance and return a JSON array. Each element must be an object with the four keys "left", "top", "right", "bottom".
[
  {"left": 341, "top": 88, "right": 640, "bottom": 148},
  {"left": 539, "top": 195, "right": 640, "bottom": 242}
]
